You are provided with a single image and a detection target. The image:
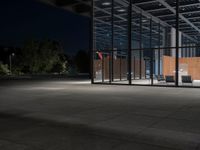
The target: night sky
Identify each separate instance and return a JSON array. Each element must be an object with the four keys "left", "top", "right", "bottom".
[{"left": 0, "top": 0, "right": 90, "bottom": 55}]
